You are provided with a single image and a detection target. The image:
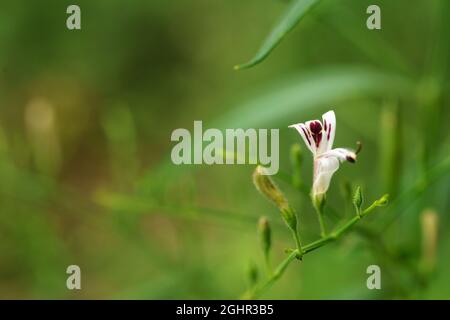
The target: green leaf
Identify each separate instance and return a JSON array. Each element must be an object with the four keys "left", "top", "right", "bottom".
[
  {"left": 235, "top": 0, "right": 322, "bottom": 70},
  {"left": 218, "top": 65, "right": 413, "bottom": 128},
  {"left": 319, "top": 5, "right": 413, "bottom": 75}
]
